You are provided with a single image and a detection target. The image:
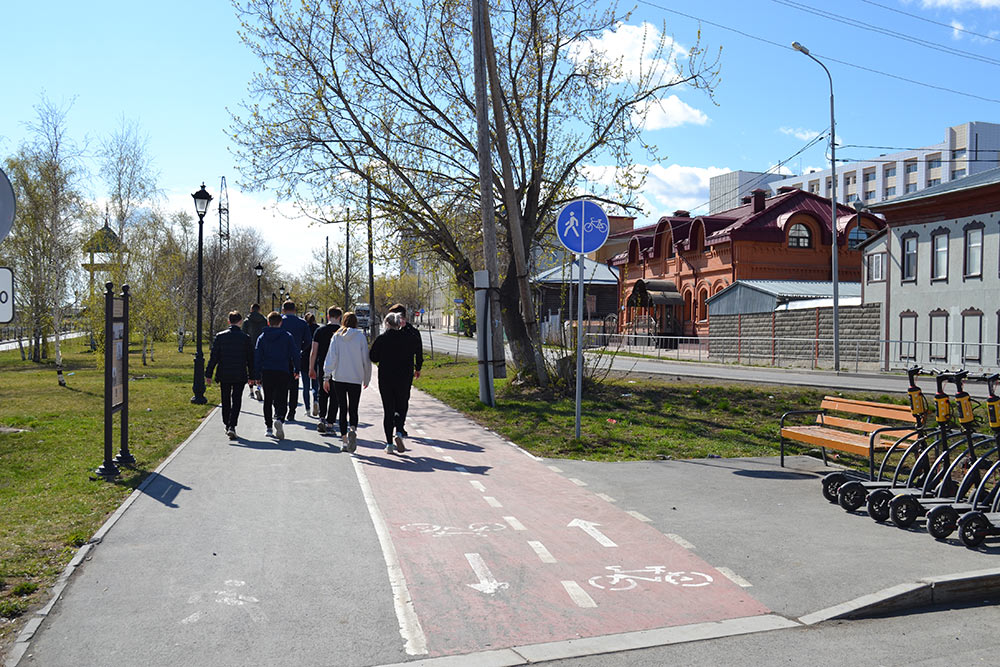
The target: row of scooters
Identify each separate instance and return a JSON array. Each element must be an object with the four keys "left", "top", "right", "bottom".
[{"left": 822, "top": 367, "right": 1000, "bottom": 548}]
